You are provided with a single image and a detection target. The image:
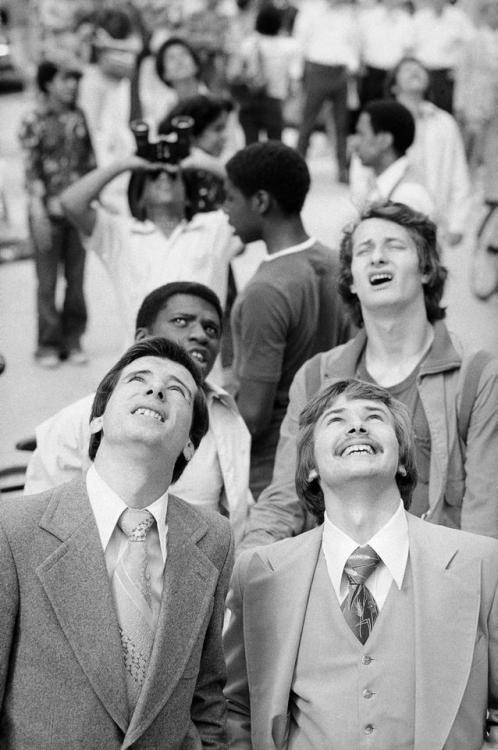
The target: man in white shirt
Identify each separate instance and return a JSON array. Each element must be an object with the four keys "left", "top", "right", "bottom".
[
  {"left": 349, "top": 98, "right": 434, "bottom": 216},
  {"left": 24, "top": 281, "right": 253, "bottom": 546},
  {"left": 61, "top": 154, "right": 241, "bottom": 341},
  {"left": 412, "top": 0, "right": 474, "bottom": 113},
  {"left": 0, "top": 336, "right": 233, "bottom": 748},
  {"left": 294, "top": 0, "right": 360, "bottom": 182},
  {"left": 224, "top": 378, "right": 498, "bottom": 750}
]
